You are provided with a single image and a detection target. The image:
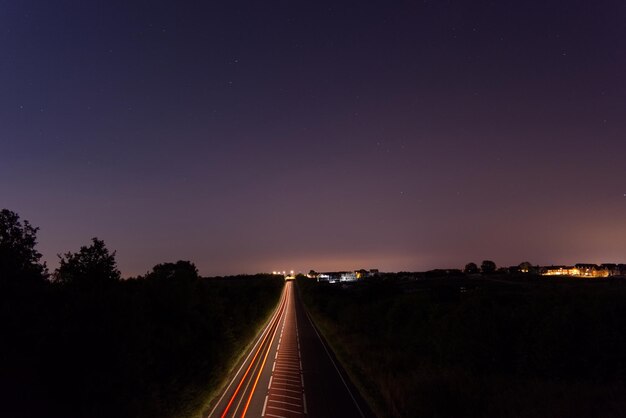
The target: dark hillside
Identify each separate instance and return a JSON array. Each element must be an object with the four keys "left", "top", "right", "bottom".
[{"left": 298, "top": 275, "right": 626, "bottom": 418}]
